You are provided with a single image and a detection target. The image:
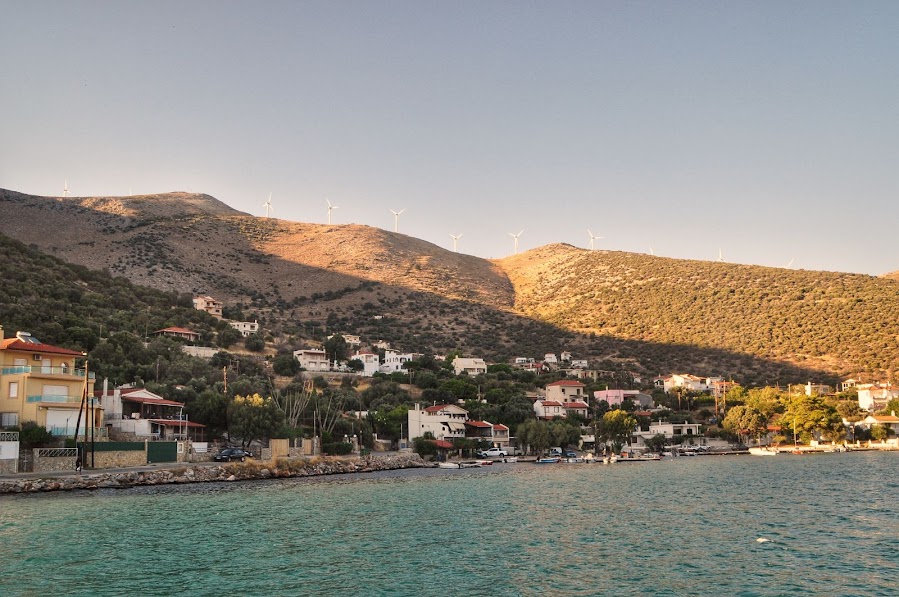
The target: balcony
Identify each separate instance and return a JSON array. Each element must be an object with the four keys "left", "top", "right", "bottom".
[
  {"left": 26, "top": 395, "right": 99, "bottom": 405},
  {"left": 2, "top": 365, "right": 95, "bottom": 379}
]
